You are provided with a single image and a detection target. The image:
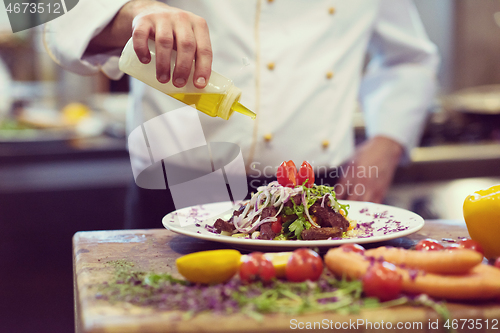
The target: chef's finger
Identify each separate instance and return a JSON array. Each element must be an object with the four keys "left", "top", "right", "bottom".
[
  {"left": 192, "top": 17, "right": 212, "bottom": 88},
  {"left": 172, "top": 17, "right": 196, "bottom": 88},
  {"left": 344, "top": 179, "right": 366, "bottom": 202},
  {"left": 346, "top": 191, "right": 364, "bottom": 202},
  {"left": 363, "top": 187, "right": 385, "bottom": 204},
  {"left": 132, "top": 20, "right": 153, "bottom": 64},
  {"left": 154, "top": 23, "right": 174, "bottom": 84}
]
